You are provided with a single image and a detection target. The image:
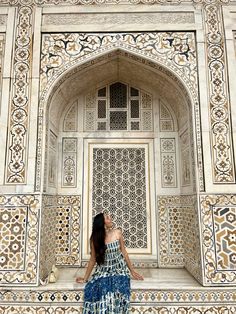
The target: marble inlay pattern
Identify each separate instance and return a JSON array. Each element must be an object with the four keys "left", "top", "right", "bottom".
[
  {"left": 62, "top": 138, "right": 77, "bottom": 187},
  {"left": 0, "top": 288, "right": 235, "bottom": 304},
  {"left": 200, "top": 194, "right": 236, "bottom": 285},
  {"left": 0, "top": 305, "right": 235, "bottom": 313},
  {"left": 40, "top": 195, "right": 57, "bottom": 283},
  {"left": 213, "top": 206, "right": 236, "bottom": 271},
  {"left": 204, "top": 4, "right": 235, "bottom": 183},
  {"left": 0, "top": 206, "right": 27, "bottom": 271},
  {"left": 160, "top": 138, "right": 177, "bottom": 188},
  {"left": 158, "top": 197, "right": 187, "bottom": 266},
  {"left": 5, "top": 6, "right": 34, "bottom": 184},
  {"left": 37, "top": 32, "right": 204, "bottom": 192},
  {"left": 56, "top": 195, "right": 80, "bottom": 266},
  {"left": 183, "top": 196, "right": 202, "bottom": 283},
  {"left": 158, "top": 195, "right": 201, "bottom": 282},
  {"left": 0, "top": 195, "right": 40, "bottom": 285}
]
